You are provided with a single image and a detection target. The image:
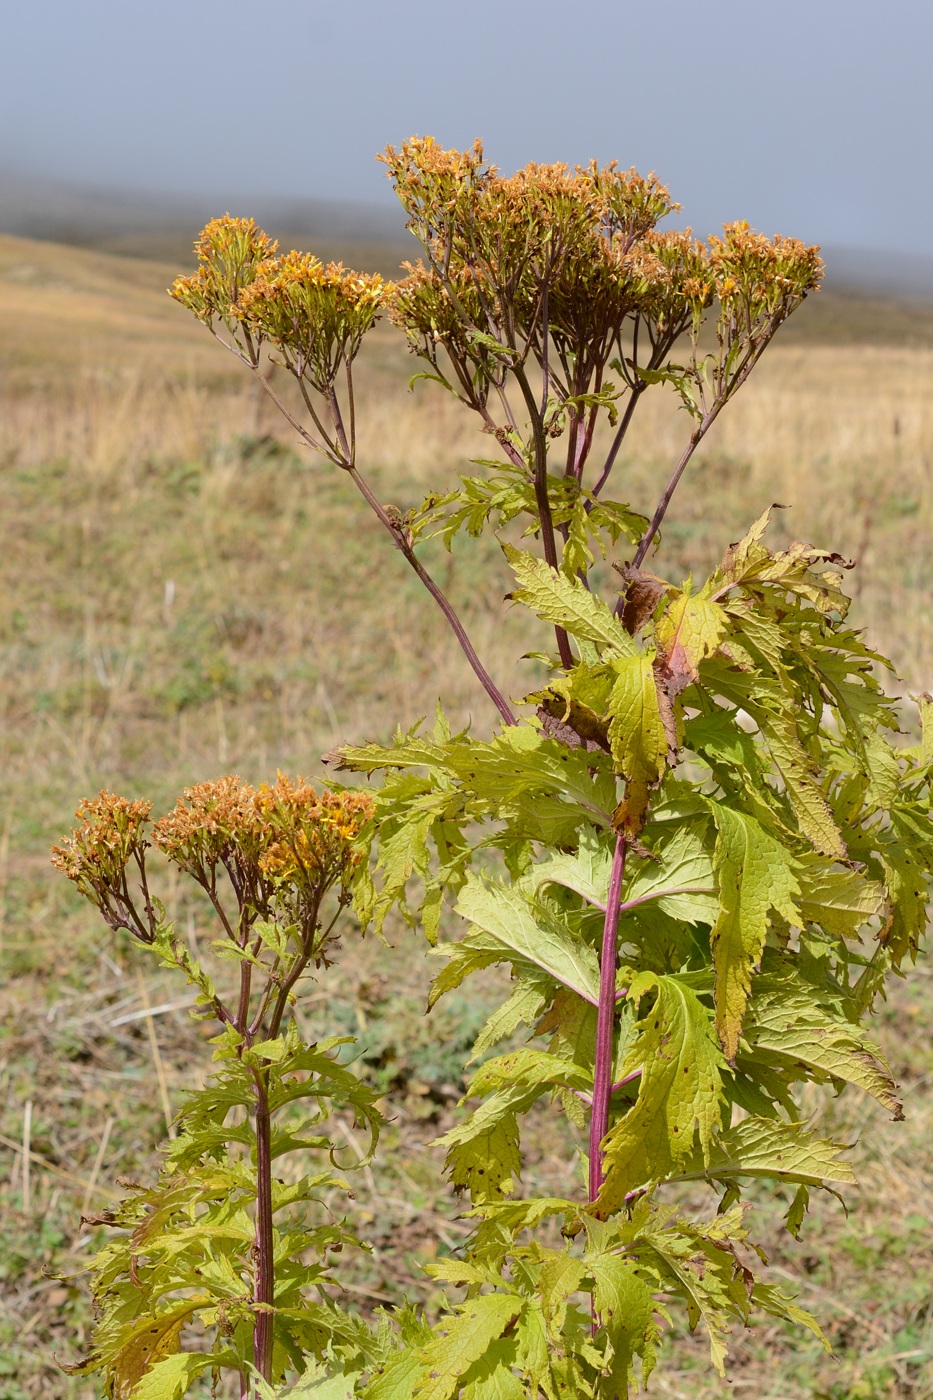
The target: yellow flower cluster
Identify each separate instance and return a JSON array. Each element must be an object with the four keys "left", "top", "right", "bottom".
[
  {"left": 256, "top": 773, "right": 373, "bottom": 890},
  {"left": 236, "top": 254, "right": 387, "bottom": 390},
  {"left": 382, "top": 139, "right": 823, "bottom": 393},
  {"left": 53, "top": 776, "right": 373, "bottom": 925},
  {"left": 709, "top": 220, "right": 824, "bottom": 318},
  {"left": 170, "top": 218, "right": 387, "bottom": 386},
  {"left": 169, "top": 216, "right": 278, "bottom": 330}
]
